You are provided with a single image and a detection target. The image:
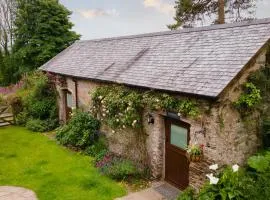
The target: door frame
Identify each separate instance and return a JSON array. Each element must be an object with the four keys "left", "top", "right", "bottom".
[{"left": 164, "top": 117, "right": 191, "bottom": 189}]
